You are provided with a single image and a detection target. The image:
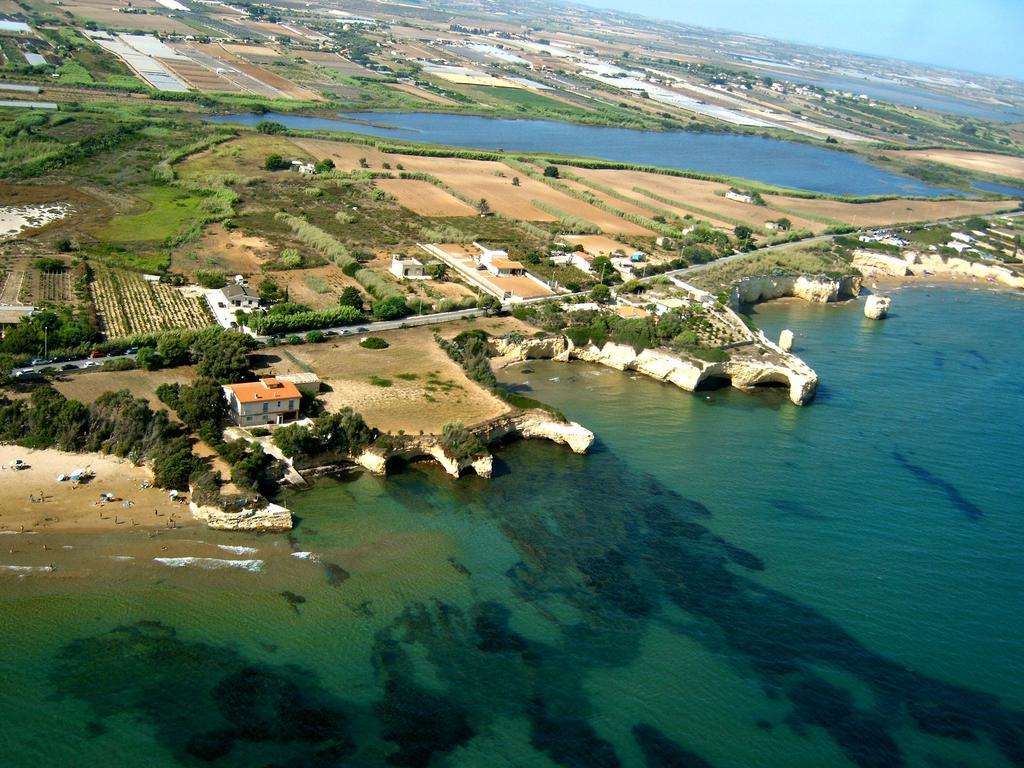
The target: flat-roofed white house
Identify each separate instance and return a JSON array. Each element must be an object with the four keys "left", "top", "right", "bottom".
[
  {"left": 223, "top": 378, "right": 302, "bottom": 427},
  {"left": 390, "top": 254, "right": 428, "bottom": 279},
  {"left": 219, "top": 284, "right": 261, "bottom": 309},
  {"left": 477, "top": 248, "right": 526, "bottom": 276},
  {"left": 725, "top": 190, "right": 754, "bottom": 204}
]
